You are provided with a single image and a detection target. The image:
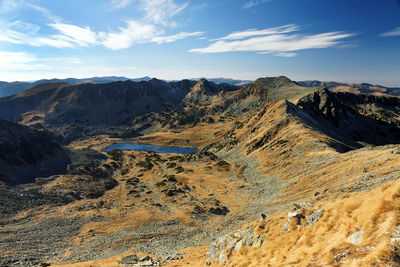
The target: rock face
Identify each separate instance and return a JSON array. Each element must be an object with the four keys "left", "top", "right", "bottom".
[
  {"left": 291, "top": 87, "right": 400, "bottom": 150},
  {"left": 0, "top": 119, "right": 70, "bottom": 184},
  {"left": 308, "top": 210, "right": 324, "bottom": 226},
  {"left": 206, "top": 228, "right": 265, "bottom": 265}
]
